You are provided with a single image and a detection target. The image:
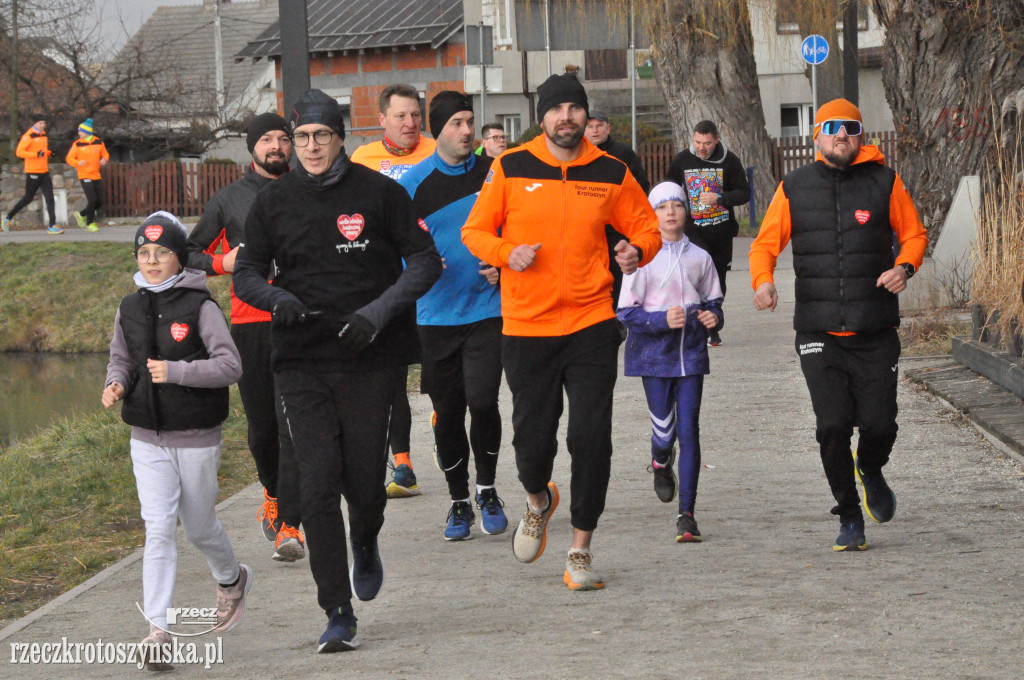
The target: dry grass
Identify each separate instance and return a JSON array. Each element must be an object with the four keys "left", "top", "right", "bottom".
[
  {"left": 899, "top": 309, "right": 971, "bottom": 356},
  {"left": 0, "top": 389, "right": 255, "bottom": 625},
  {"left": 972, "top": 123, "right": 1024, "bottom": 353}
]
